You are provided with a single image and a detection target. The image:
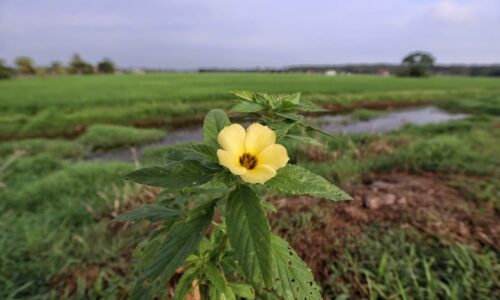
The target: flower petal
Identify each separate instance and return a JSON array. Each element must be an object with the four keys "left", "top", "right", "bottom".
[
  {"left": 245, "top": 123, "right": 276, "bottom": 155},
  {"left": 240, "top": 164, "right": 277, "bottom": 184},
  {"left": 257, "top": 144, "right": 289, "bottom": 170},
  {"left": 217, "top": 124, "right": 246, "bottom": 156},
  {"left": 217, "top": 149, "right": 247, "bottom": 175}
]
